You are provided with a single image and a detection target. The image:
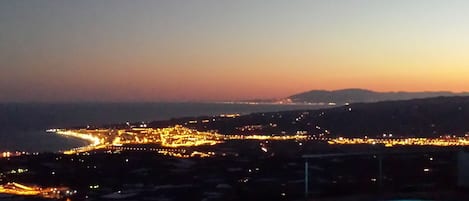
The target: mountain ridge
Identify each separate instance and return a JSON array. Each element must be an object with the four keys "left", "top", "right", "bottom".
[{"left": 286, "top": 88, "right": 469, "bottom": 104}]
